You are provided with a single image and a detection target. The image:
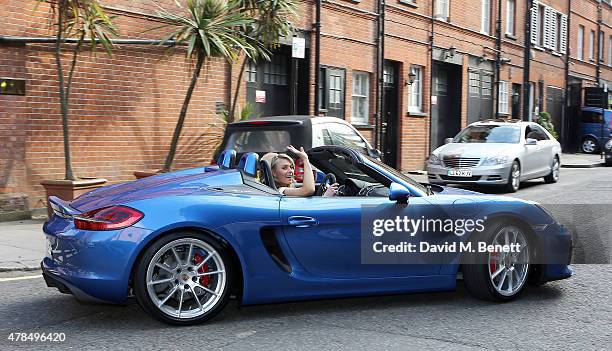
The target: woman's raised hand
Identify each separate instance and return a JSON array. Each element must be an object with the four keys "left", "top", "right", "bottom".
[{"left": 287, "top": 145, "right": 308, "bottom": 160}]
